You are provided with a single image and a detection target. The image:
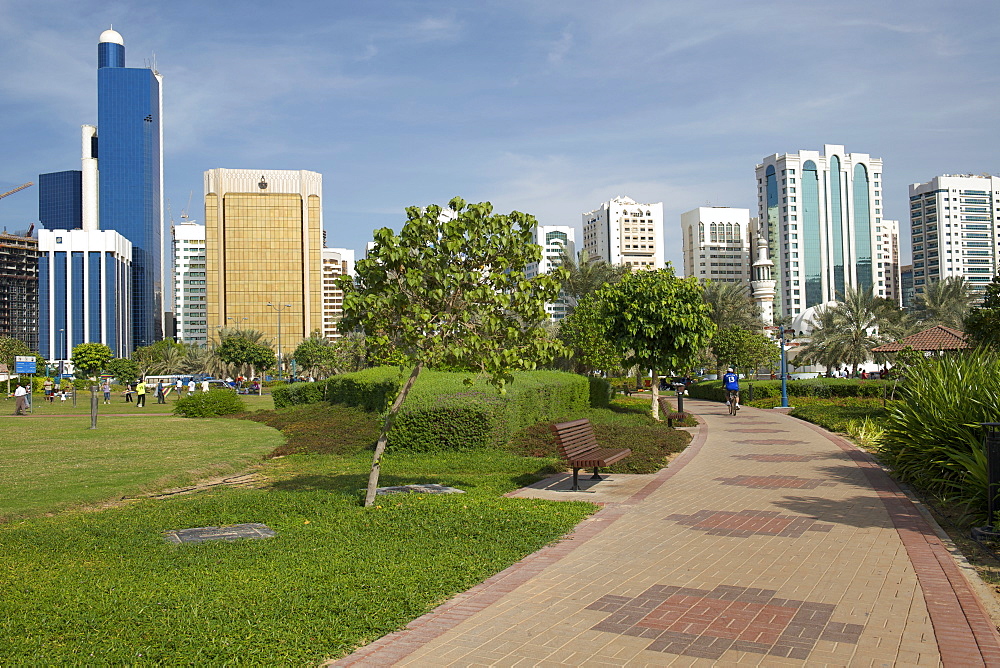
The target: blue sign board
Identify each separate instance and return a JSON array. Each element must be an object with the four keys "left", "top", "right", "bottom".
[{"left": 14, "top": 356, "right": 36, "bottom": 374}]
